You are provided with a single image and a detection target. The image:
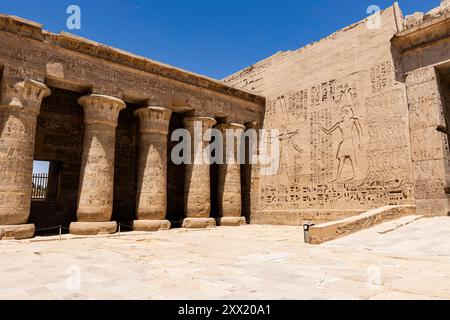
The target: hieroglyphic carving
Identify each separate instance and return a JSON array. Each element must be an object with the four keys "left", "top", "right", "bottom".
[
  {"left": 216, "top": 123, "right": 246, "bottom": 221},
  {"left": 134, "top": 107, "right": 172, "bottom": 223},
  {"left": 183, "top": 117, "right": 217, "bottom": 220},
  {"left": 76, "top": 95, "right": 125, "bottom": 223},
  {"left": 311, "top": 108, "right": 334, "bottom": 183},
  {"left": 406, "top": 67, "right": 449, "bottom": 203},
  {"left": 288, "top": 90, "right": 308, "bottom": 121},
  {"left": 371, "top": 61, "right": 394, "bottom": 92},
  {"left": 260, "top": 72, "right": 412, "bottom": 211}
]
